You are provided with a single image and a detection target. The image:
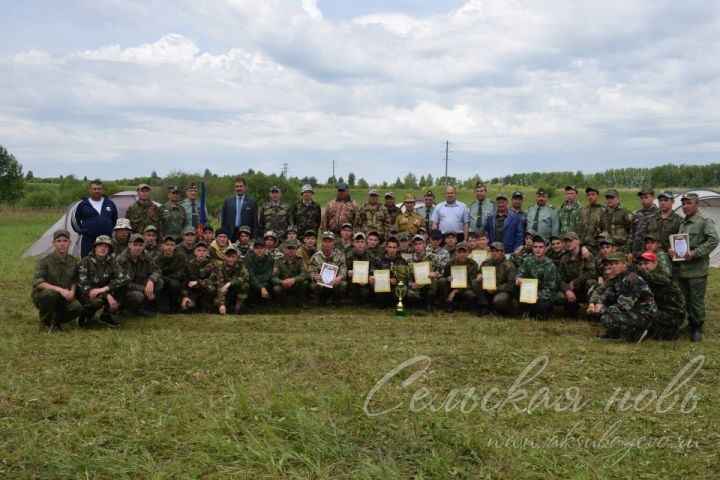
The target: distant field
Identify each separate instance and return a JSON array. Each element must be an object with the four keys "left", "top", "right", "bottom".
[{"left": 2, "top": 209, "right": 718, "bottom": 478}]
